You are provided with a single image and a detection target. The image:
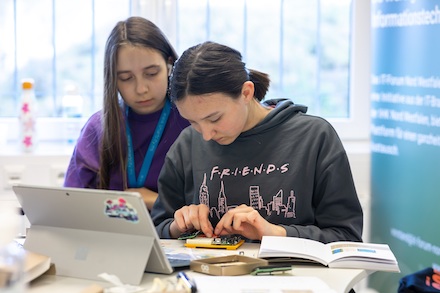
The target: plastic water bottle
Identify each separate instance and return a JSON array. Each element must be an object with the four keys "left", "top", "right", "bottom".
[
  {"left": 19, "top": 79, "right": 37, "bottom": 152},
  {"left": 61, "top": 85, "right": 83, "bottom": 145},
  {"left": 0, "top": 207, "right": 26, "bottom": 292}
]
